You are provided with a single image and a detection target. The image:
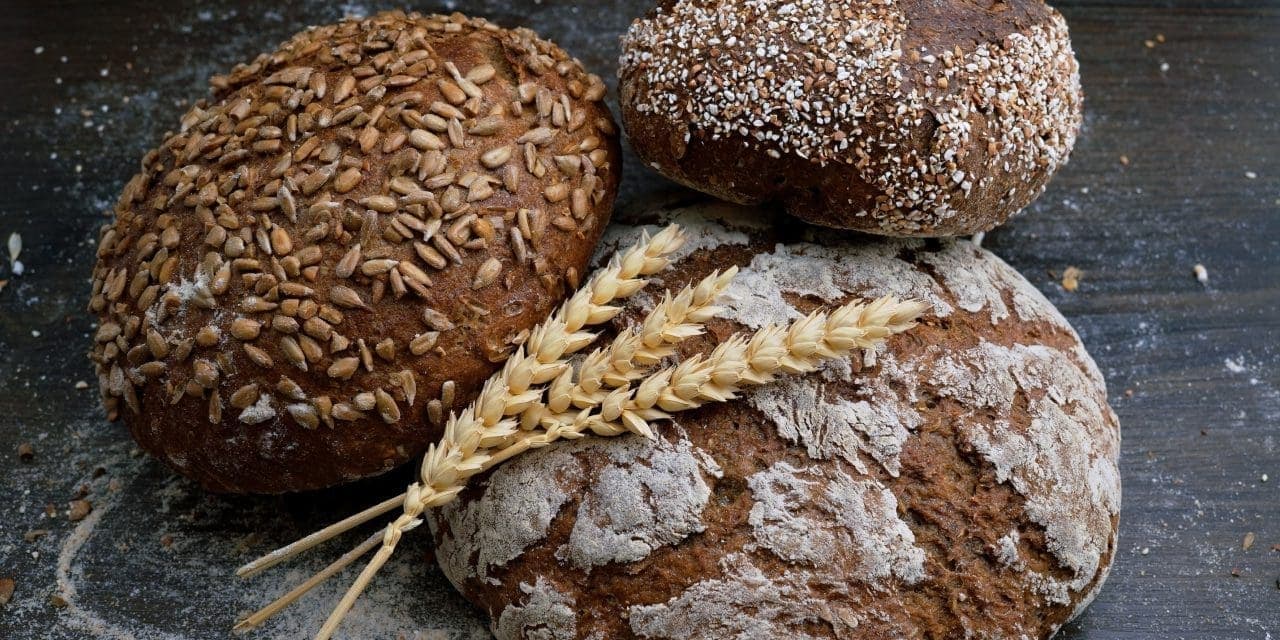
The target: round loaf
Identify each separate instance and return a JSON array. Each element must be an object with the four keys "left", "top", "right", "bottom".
[
  {"left": 428, "top": 205, "right": 1120, "bottom": 639},
  {"left": 88, "top": 11, "right": 621, "bottom": 494},
  {"left": 619, "top": 0, "right": 1083, "bottom": 236}
]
